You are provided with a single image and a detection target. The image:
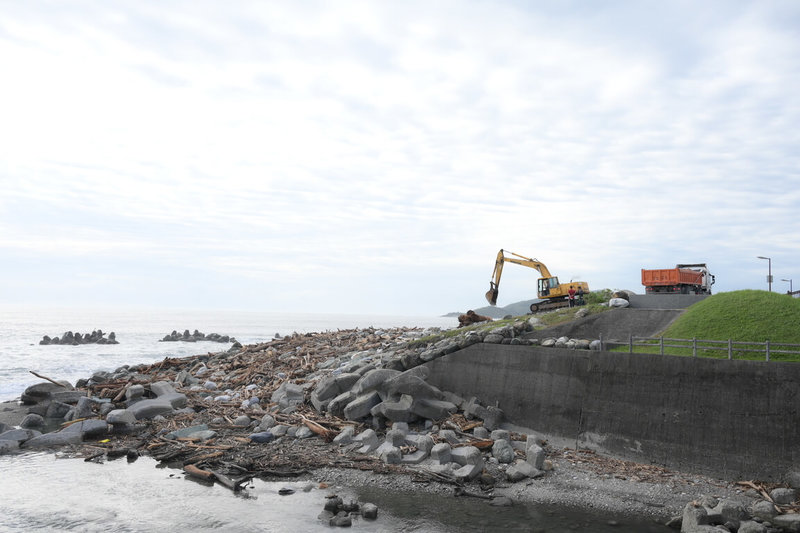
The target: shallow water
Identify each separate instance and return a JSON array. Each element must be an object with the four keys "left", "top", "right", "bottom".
[{"left": 0, "top": 453, "right": 672, "bottom": 532}]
